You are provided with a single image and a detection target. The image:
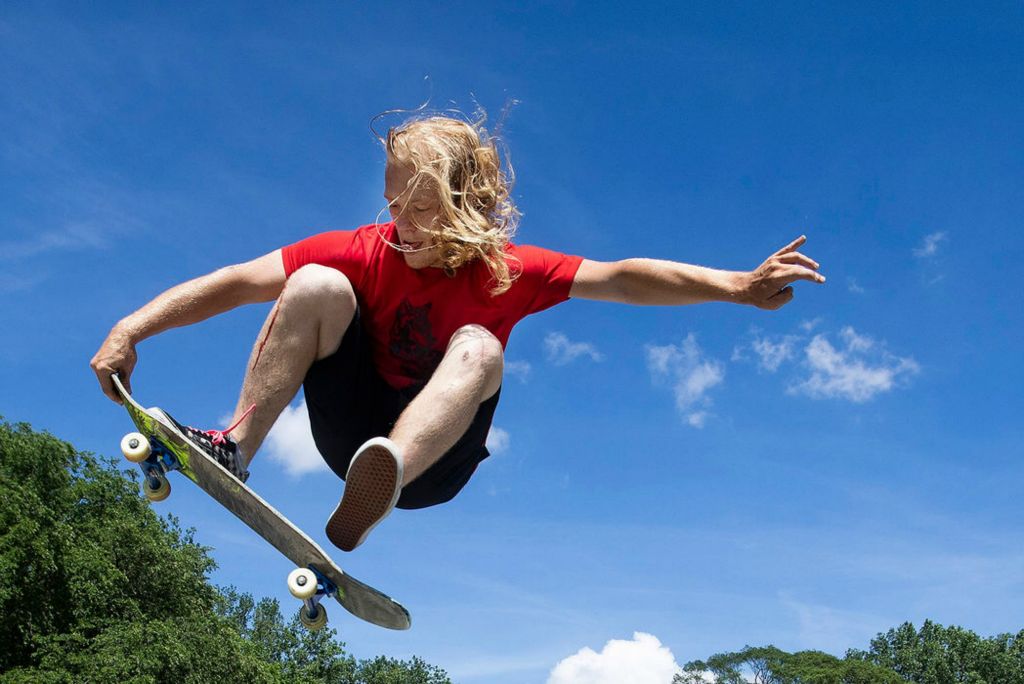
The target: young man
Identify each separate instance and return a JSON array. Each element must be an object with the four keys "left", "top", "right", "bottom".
[{"left": 91, "top": 116, "right": 825, "bottom": 552}]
